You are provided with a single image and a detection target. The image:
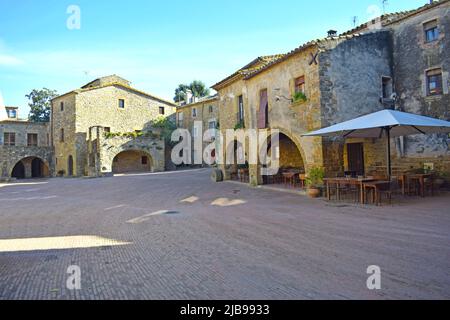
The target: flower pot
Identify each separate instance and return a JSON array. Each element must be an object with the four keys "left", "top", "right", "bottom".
[{"left": 307, "top": 187, "right": 321, "bottom": 198}]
